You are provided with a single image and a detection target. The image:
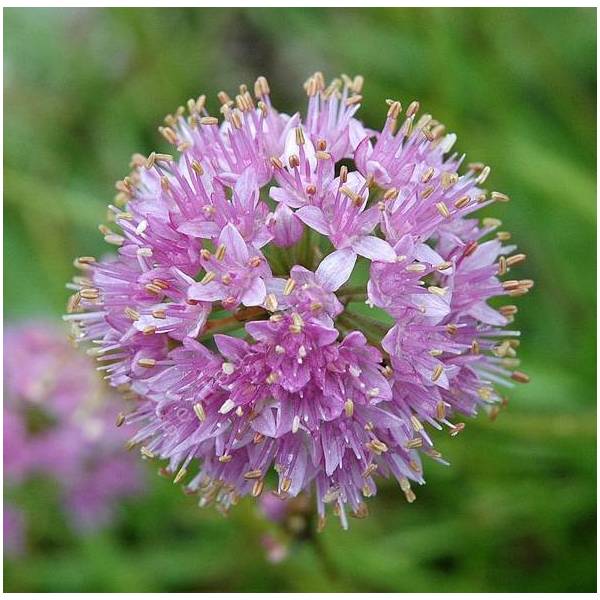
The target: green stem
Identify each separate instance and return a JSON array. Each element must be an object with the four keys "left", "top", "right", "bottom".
[
  {"left": 199, "top": 306, "right": 267, "bottom": 340},
  {"left": 341, "top": 310, "right": 390, "bottom": 336},
  {"left": 337, "top": 284, "right": 366, "bottom": 296}
]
